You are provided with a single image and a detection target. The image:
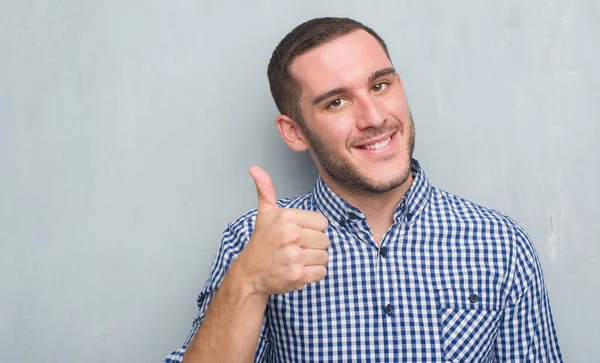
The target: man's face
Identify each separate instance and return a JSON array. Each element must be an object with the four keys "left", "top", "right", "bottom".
[{"left": 290, "top": 30, "right": 415, "bottom": 193}]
